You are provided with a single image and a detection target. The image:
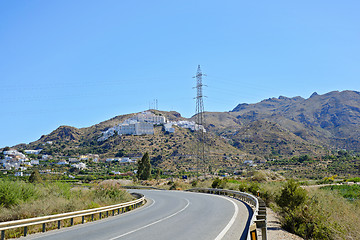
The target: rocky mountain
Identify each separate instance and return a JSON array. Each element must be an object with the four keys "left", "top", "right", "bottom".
[
  {"left": 229, "top": 90, "right": 360, "bottom": 151},
  {"left": 15, "top": 90, "right": 360, "bottom": 164}
]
